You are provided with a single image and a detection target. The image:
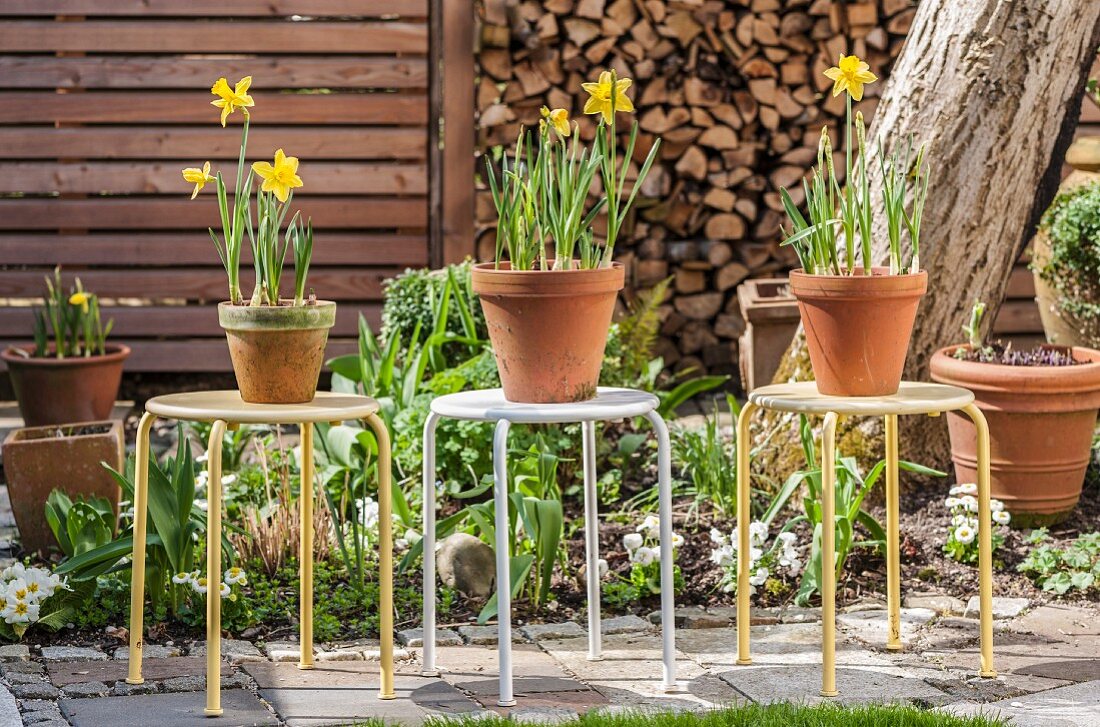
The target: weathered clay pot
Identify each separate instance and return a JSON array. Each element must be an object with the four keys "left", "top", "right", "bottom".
[
  {"left": 1031, "top": 136, "right": 1100, "bottom": 347},
  {"left": 788, "top": 268, "right": 927, "bottom": 396},
  {"left": 1, "top": 344, "right": 129, "bottom": 427},
  {"left": 218, "top": 300, "right": 336, "bottom": 404},
  {"left": 930, "top": 345, "right": 1100, "bottom": 525},
  {"left": 2, "top": 420, "right": 122, "bottom": 555},
  {"left": 471, "top": 261, "right": 624, "bottom": 403}
]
